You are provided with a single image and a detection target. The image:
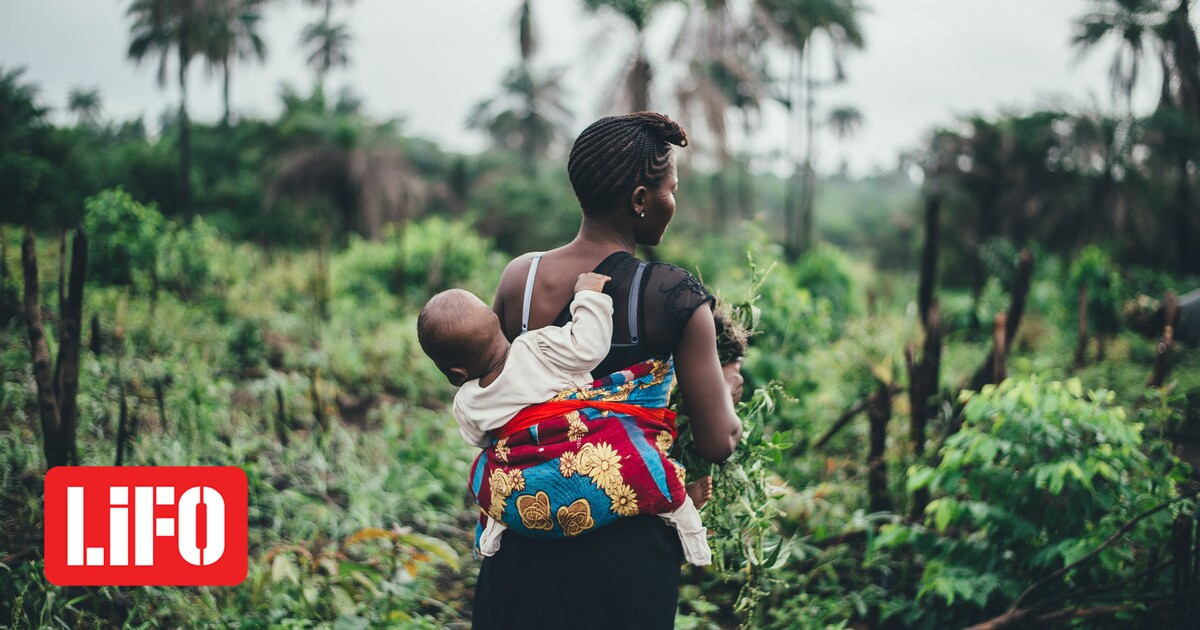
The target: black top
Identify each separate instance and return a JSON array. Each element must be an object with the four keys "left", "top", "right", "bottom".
[
  {"left": 472, "top": 251, "right": 715, "bottom": 630},
  {"left": 550, "top": 251, "right": 715, "bottom": 376}
]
